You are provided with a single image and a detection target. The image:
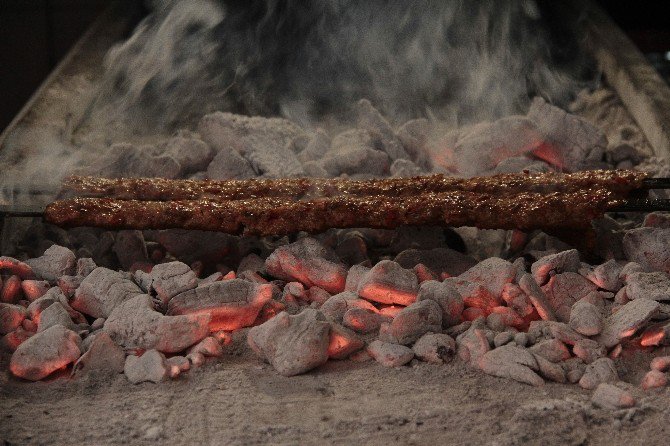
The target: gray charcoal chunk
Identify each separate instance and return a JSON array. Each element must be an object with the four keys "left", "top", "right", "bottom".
[
  {"left": 319, "top": 292, "right": 377, "bottom": 323},
  {"left": 394, "top": 248, "right": 477, "bottom": 278},
  {"left": 390, "top": 159, "right": 424, "bottom": 177},
  {"left": 297, "top": 129, "right": 331, "bottom": 163},
  {"left": 148, "top": 261, "right": 198, "bottom": 305},
  {"left": 533, "top": 354, "right": 567, "bottom": 383},
  {"left": 38, "top": 302, "right": 76, "bottom": 332},
  {"left": 569, "top": 300, "right": 603, "bottom": 336},
  {"left": 625, "top": 272, "right": 670, "bottom": 300},
  {"left": 9, "top": 325, "right": 81, "bottom": 381},
  {"left": 328, "top": 323, "right": 365, "bottom": 360},
  {"left": 320, "top": 147, "right": 390, "bottom": 177},
  {"left": 388, "top": 300, "right": 442, "bottom": 345},
  {"left": 25, "top": 245, "right": 76, "bottom": 281},
  {"left": 358, "top": 260, "right": 419, "bottom": 306},
  {"left": 623, "top": 227, "right": 670, "bottom": 273},
  {"left": 591, "top": 383, "right": 635, "bottom": 409},
  {"left": 157, "top": 134, "right": 215, "bottom": 175},
  {"left": 412, "top": 333, "right": 456, "bottom": 363},
  {"left": 356, "top": 99, "right": 409, "bottom": 161},
  {"left": 529, "top": 339, "right": 570, "bottom": 363},
  {"left": 124, "top": 350, "right": 168, "bottom": 384},
  {"left": 531, "top": 249, "right": 581, "bottom": 285},
  {"left": 0, "top": 303, "right": 27, "bottom": 335},
  {"left": 459, "top": 257, "right": 516, "bottom": 298},
  {"left": 205, "top": 147, "right": 256, "bottom": 180},
  {"left": 573, "top": 338, "right": 606, "bottom": 364},
  {"left": 541, "top": 272, "right": 597, "bottom": 322},
  {"left": 478, "top": 344, "right": 544, "bottom": 386},
  {"left": 76, "top": 258, "right": 97, "bottom": 277},
  {"left": 585, "top": 259, "right": 623, "bottom": 292},
  {"left": 105, "top": 295, "right": 210, "bottom": 353},
  {"left": 579, "top": 358, "right": 618, "bottom": 390},
  {"left": 167, "top": 279, "right": 273, "bottom": 331},
  {"left": 71, "top": 267, "right": 144, "bottom": 319},
  {"left": 113, "top": 230, "right": 149, "bottom": 271},
  {"left": 248, "top": 309, "right": 331, "bottom": 376},
  {"left": 72, "top": 332, "right": 125, "bottom": 377},
  {"left": 367, "top": 340, "right": 414, "bottom": 367},
  {"left": 417, "top": 280, "right": 464, "bottom": 327},
  {"left": 596, "top": 298, "right": 659, "bottom": 348}
]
